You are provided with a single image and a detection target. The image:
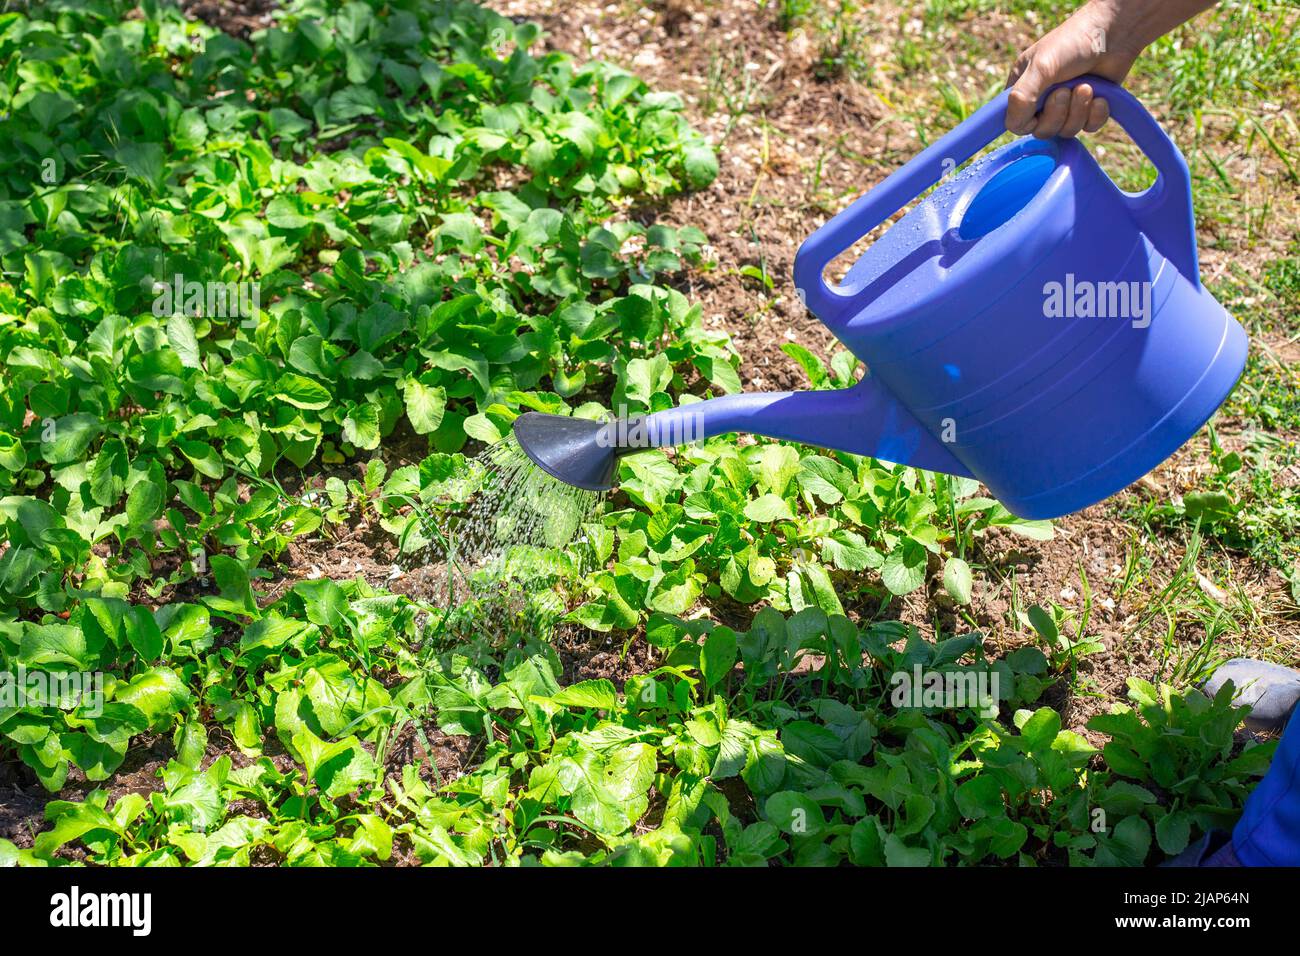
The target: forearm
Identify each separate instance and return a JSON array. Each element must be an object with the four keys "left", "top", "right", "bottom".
[{"left": 1093, "top": 0, "right": 1220, "bottom": 50}]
